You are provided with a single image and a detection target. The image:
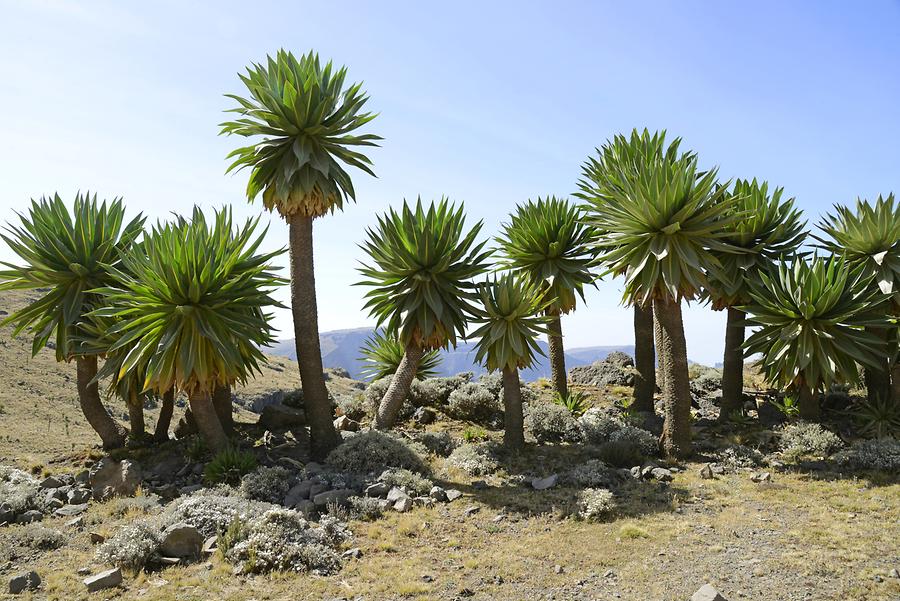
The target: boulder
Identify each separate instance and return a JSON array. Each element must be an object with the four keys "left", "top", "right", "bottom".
[
  {"left": 312, "top": 489, "right": 354, "bottom": 509},
  {"left": 386, "top": 487, "right": 409, "bottom": 503},
  {"left": 8, "top": 571, "right": 40, "bottom": 594},
  {"left": 257, "top": 403, "right": 306, "bottom": 431},
  {"left": 691, "top": 583, "right": 728, "bottom": 601},
  {"left": 429, "top": 486, "right": 448, "bottom": 502},
  {"left": 445, "top": 489, "right": 463, "bottom": 502},
  {"left": 333, "top": 415, "right": 359, "bottom": 432},
  {"left": 90, "top": 458, "right": 142, "bottom": 500},
  {"left": 531, "top": 474, "right": 558, "bottom": 490},
  {"left": 568, "top": 353, "right": 635, "bottom": 387},
  {"left": 160, "top": 523, "right": 203, "bottom": 558},
  {"left": 284, "top": 481, "right": 314, "bottom": 507},
  {"left": 39, "top": 476, "right": 65, "bottom": 489},
  {"left": 83, "top": 568, "right": 122, "bottom": 592},
  {"left": 393, "top": 497, "right": 413, "bottom": 512},
  {"left": 67, "top": 488, "right": 91, "bottom": 505},
  {"left": 414, "top": 407, "right": 436, "bottom": 425},
  {"left": 201, "top": 536, "right": 218, "bottom": 557},
  {"left": 365, "top": 482, "right": 390, "bottom": 498},
  {"left": 0, "top": 502, "right": 14, "bottom": 524},
  {"left": 53, "top": 503, "right": 88, "bottom": 517},
  {"left": 16, "top": 510, "right": 43, "bottom": 523}
]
